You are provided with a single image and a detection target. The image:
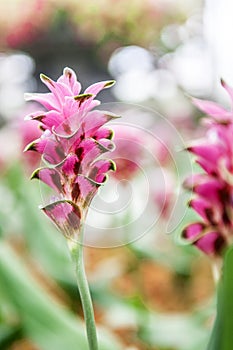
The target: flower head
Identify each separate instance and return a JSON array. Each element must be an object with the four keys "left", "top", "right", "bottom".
[
  {"left": 182, "top": 80, "right": 233, "bottom": 257},
  {"left": 24, "top": 67, "right": 118, "bottom": 240}
]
